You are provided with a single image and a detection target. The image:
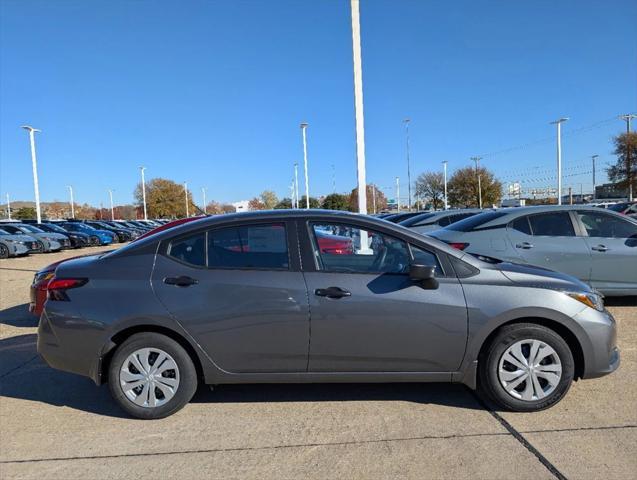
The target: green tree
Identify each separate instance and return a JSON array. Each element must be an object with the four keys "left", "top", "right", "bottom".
[
  {"left": 414, "top": 172, "right": 445, "bottom": 210},
  {"left": 13, "top": 206, "right": 37, "bottom": 220},
  {"left": 299, "top": 195, "right": 321, "bottom": 208},
  {"left": 321, "top": 193, "right": 350, "bottom": 211},
  {"left": 134, "top": 178, "right": 197, "bottom": 218},
  {"left": 260, "top": 190, "right": 279, "bottom": 209},
  {"left": 448, "top": 166, "right": 502, "bottom": 208},
  {"left": 348, "top": 184, "right": 387, "bottom": 213},
  {"left": 274, "top": 198, "right": 293, "bottom": 209},
  {"left": 607, "top": 132, "right": 637, "bottom": 195}
]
